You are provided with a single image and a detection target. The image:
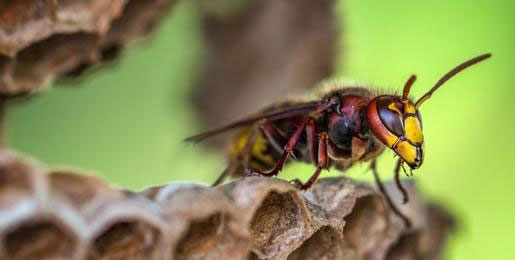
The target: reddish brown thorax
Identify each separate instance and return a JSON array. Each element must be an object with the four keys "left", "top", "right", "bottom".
[
  {"left": 327, "top": 95, "right": 369, "bottom": 135},
  {"left": 326, "top": 94, "right": 372, "bottom": 162},
  {"left": 339, "top": 95, "right": 369, "bottom": 121}
]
